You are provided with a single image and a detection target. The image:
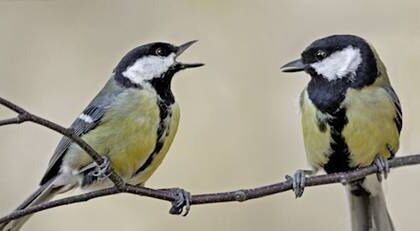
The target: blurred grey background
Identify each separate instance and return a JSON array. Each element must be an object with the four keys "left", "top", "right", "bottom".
[{"left": 1, "top": 1, "right": 420, "bottom": 230}]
